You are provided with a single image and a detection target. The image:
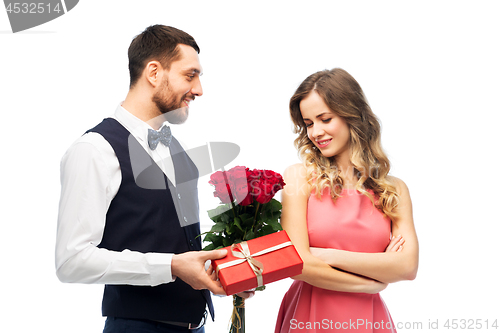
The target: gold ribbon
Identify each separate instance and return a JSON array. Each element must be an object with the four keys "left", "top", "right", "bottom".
[
  {"left": 231, "top": 242, "right": 265, "bottom": 287},
  {"left": 216, "top": 240, "right": 293, "bottom": 288},
  {"left": 230, "top": 295, "right": 245, "bottom": 332}
]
